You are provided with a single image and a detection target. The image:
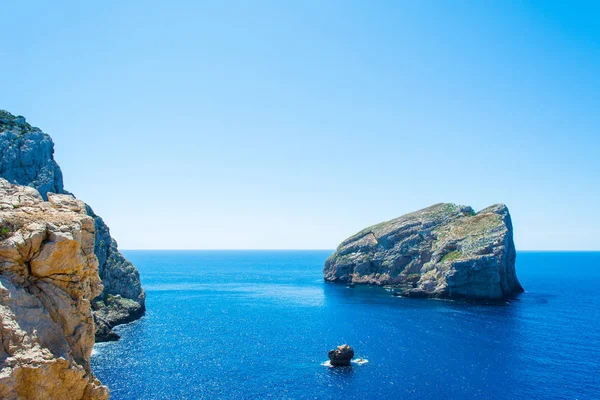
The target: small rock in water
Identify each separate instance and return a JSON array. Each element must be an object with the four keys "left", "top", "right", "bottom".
[{"left": 328, "top": 344, "right": 354, "bottom": 366}]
